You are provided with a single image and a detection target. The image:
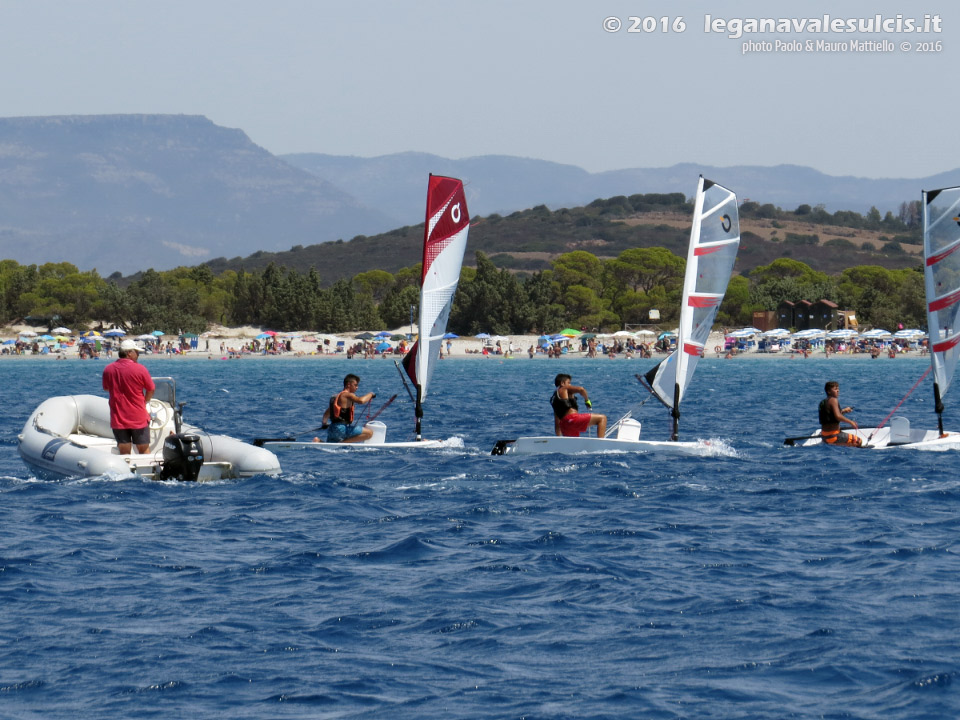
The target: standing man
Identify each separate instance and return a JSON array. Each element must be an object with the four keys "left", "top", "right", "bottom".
[
  {"left": 551, "top": 373, "right": 607, "bottom": 438},
  {"left": 819, "top": 380, "right": 862, "bottom": 447},
  {"left": 102, "top": 339, "right": 155, "bottom": 454},
  {"left": 324, "top": 374, "right": 376, "bottom": 443}
]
